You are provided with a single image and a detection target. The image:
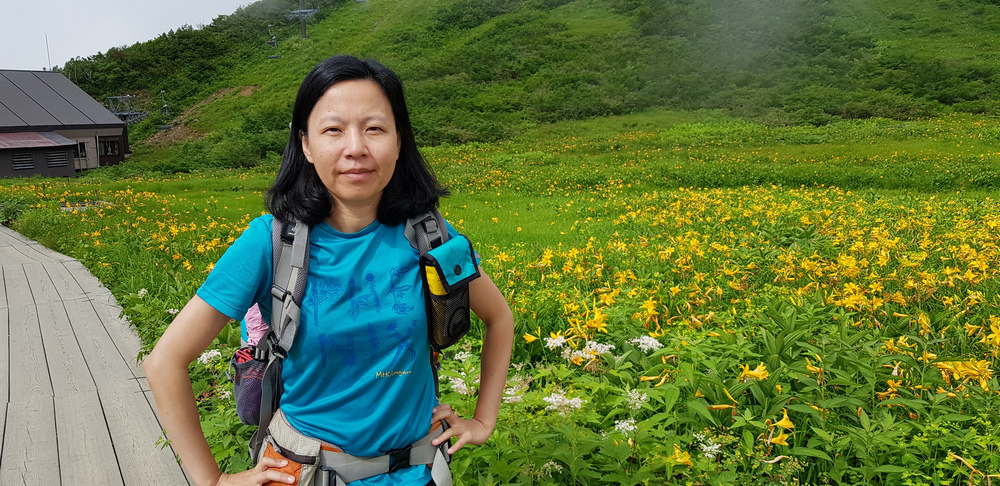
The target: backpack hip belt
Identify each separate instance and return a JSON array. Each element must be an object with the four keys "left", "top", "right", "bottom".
[{"left": 263, "top": 409, "right": 453, "bottom": 486}]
